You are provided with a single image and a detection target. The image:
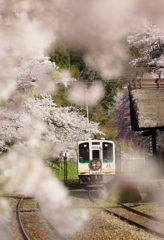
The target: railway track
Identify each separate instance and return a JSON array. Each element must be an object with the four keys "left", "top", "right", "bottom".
[
  {"left": 7, "top": 195, "right": 69, "bottom": 240},
  {"left": 88, "top": 190, "right": 164, "bottom": 239},
  {"left": 16, "top": 197, "right": 33, "bottom": 240}
]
